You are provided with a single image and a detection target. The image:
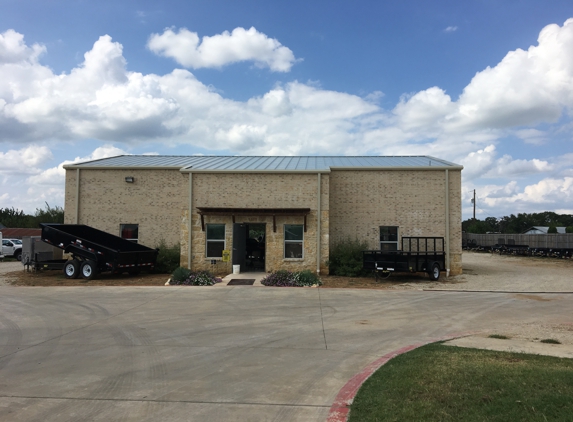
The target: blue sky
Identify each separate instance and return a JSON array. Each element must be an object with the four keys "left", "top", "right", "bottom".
[{"left": 1, "top": 0, "right": 573, "bottom": 220}]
